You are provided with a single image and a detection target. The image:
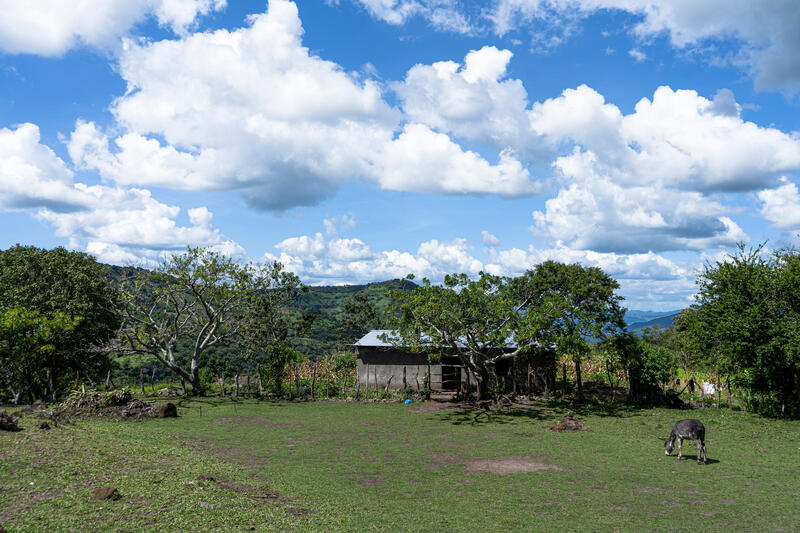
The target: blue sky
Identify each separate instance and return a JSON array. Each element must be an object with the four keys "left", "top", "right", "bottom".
[{"left": 1, "top": 0, "right": 800, "bottom": 310}]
